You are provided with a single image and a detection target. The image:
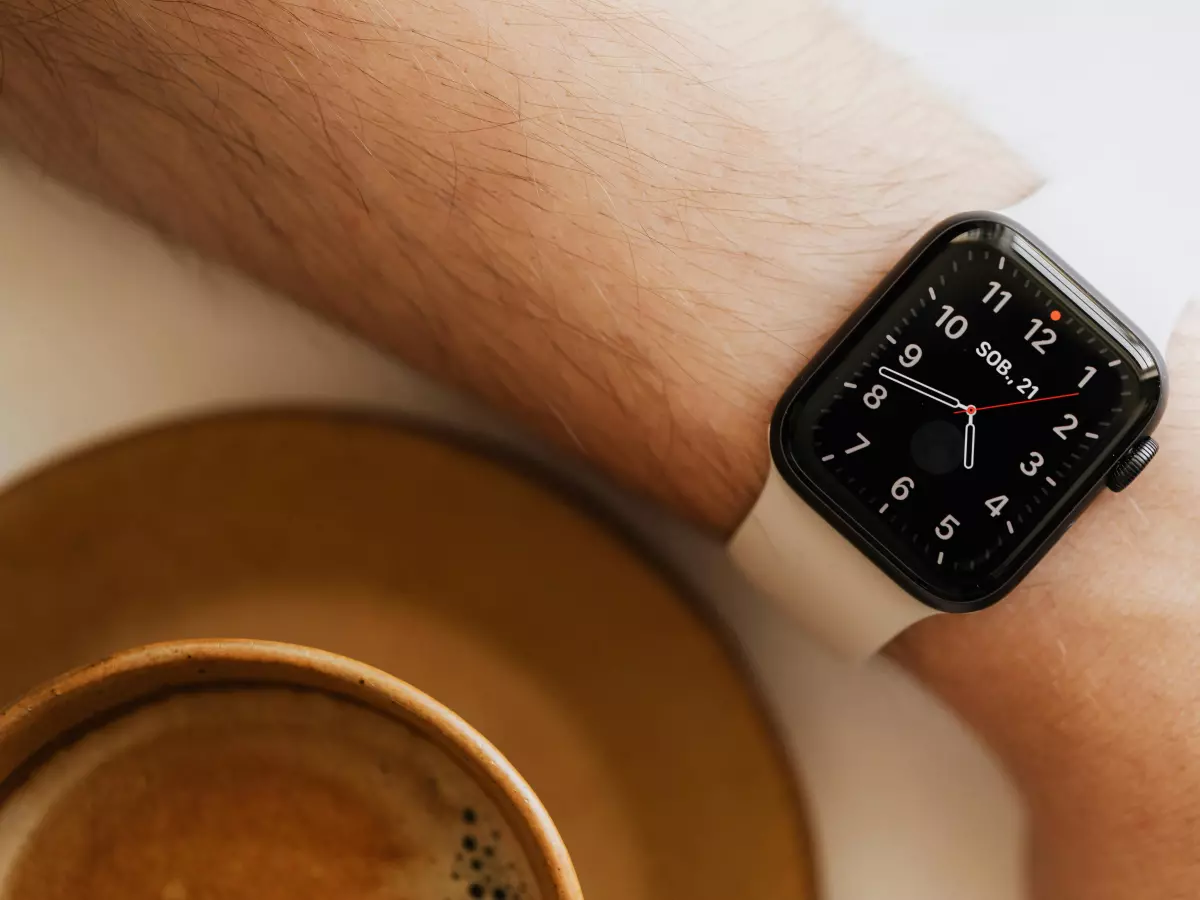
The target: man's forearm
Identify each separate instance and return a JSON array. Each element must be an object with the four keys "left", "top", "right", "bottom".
[{"left": 0, "top": 0, "right": 1031, "bottom": 530}]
